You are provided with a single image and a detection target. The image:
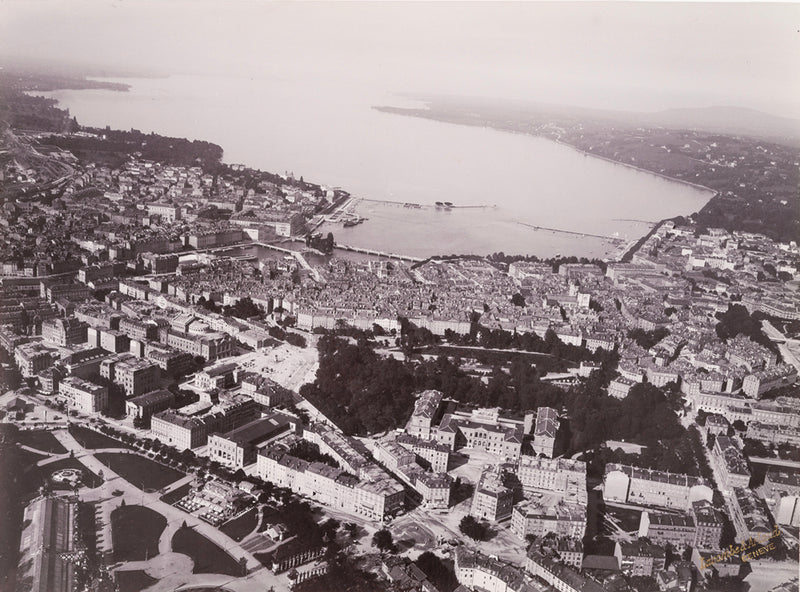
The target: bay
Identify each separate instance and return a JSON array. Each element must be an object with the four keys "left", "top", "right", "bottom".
[{"left": 38, "top": 74, "right": 714, "bottom": 259}]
